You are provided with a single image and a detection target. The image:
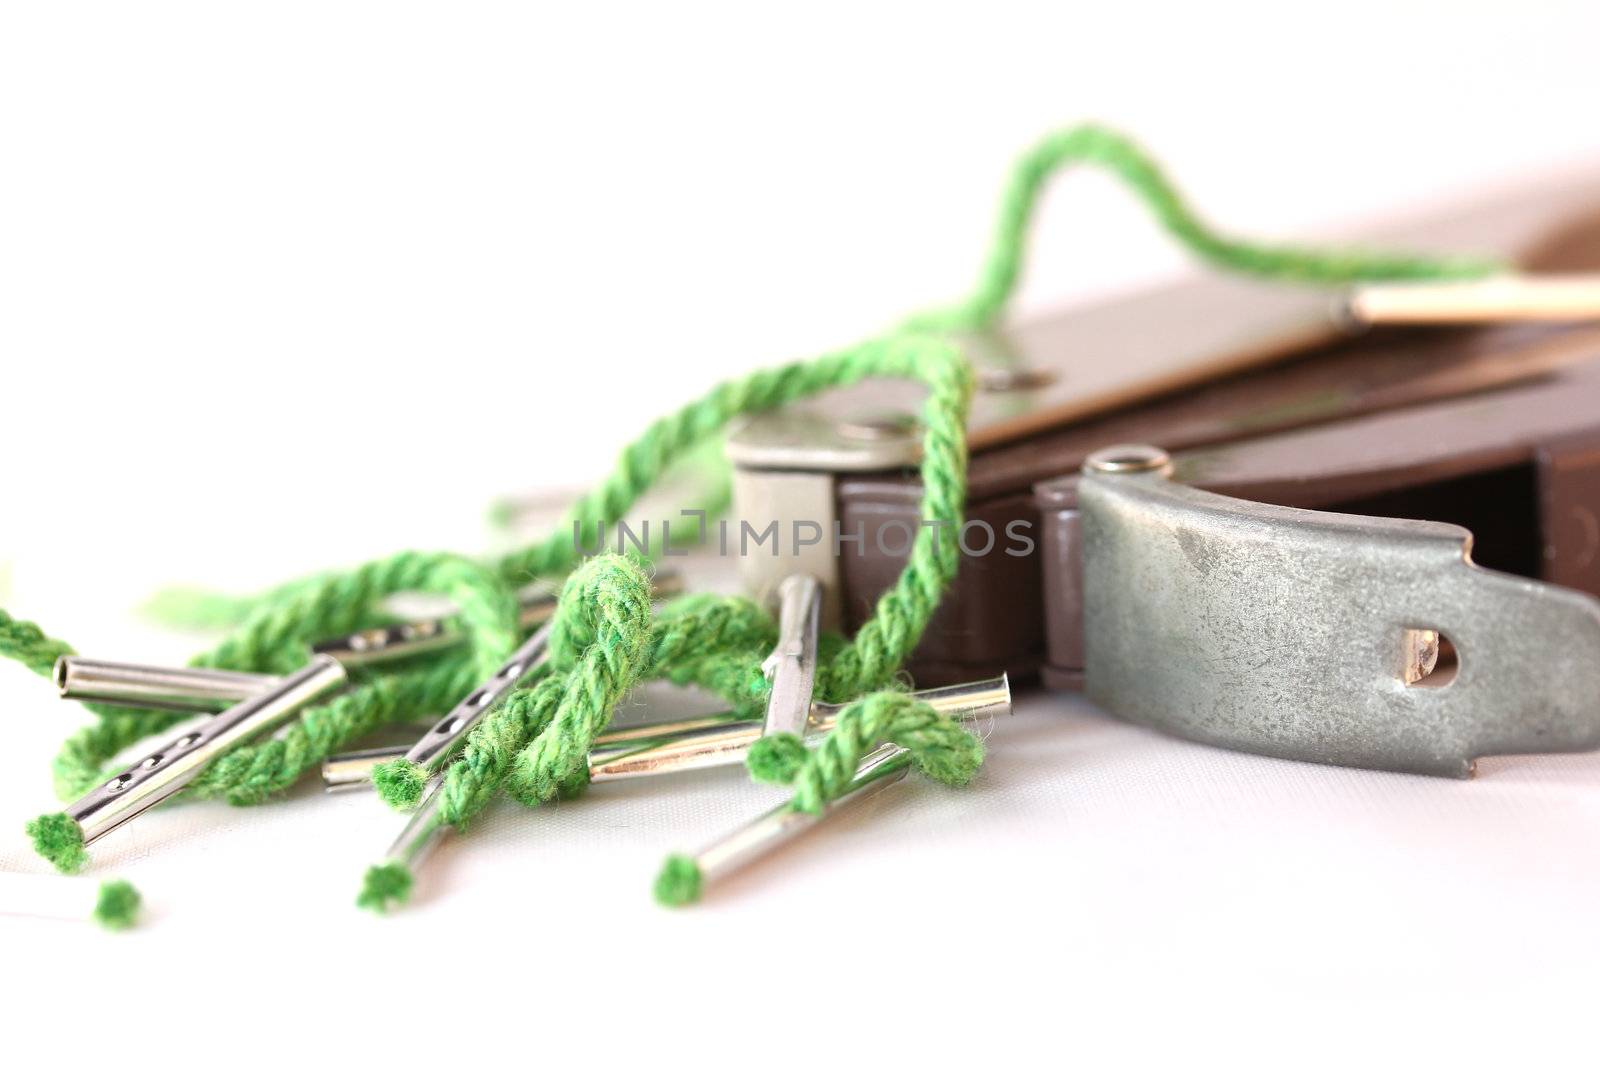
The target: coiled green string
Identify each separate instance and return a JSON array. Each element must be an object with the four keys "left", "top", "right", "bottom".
[{"left": 2, "top": 125, "right": 1501, "bottom": 905}]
